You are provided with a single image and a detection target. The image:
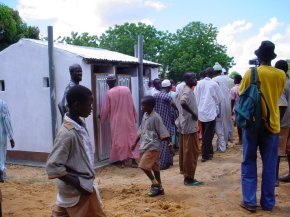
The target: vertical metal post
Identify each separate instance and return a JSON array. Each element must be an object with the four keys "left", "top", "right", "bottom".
[
  {"left": 138, "top": 35, "right": 143, "bottom": 124},
  {"left": 48, "top": 26, "right": 57, "bottom": 141}
]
